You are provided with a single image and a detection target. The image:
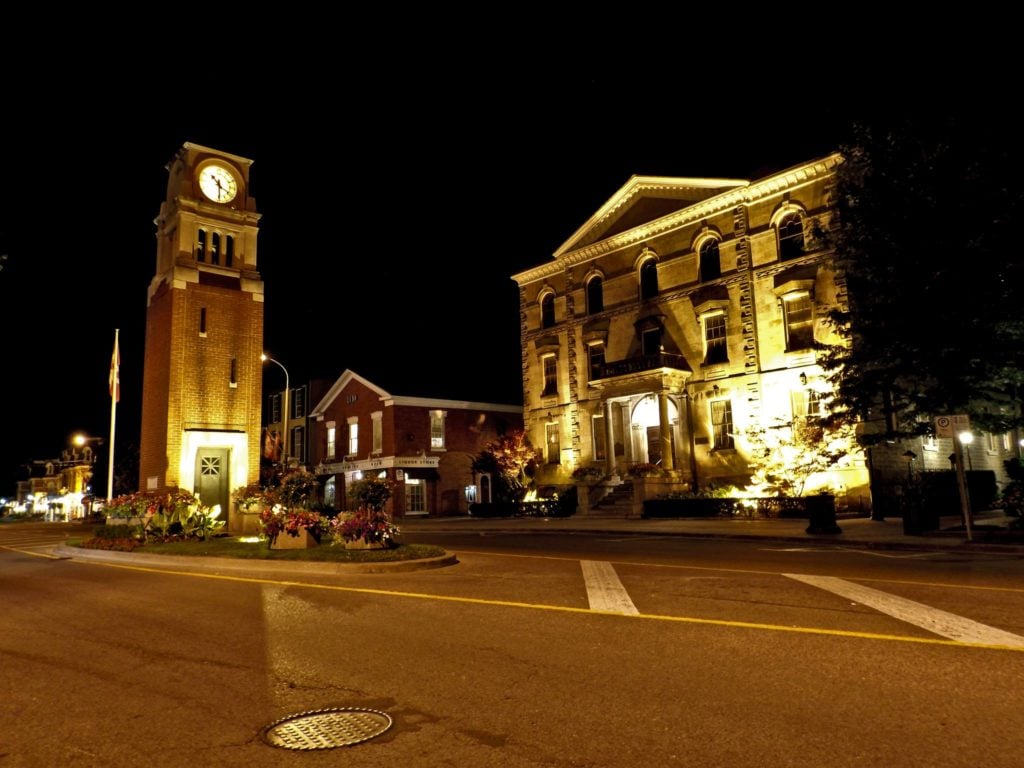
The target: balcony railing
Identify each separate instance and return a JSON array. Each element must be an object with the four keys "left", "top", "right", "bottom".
[{"left": 597, "top": 352, "right": 689, "bottom": 379}]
